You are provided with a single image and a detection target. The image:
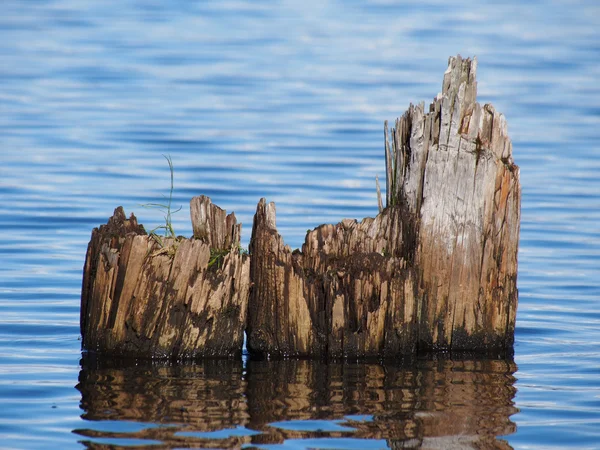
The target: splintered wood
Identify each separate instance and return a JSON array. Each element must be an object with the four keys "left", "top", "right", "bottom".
[
  {"left": 248, "top": 55, "right": 520, "bottom": 357},
  {"left": 81, "top": 55, "right": 520, "bottom": 359},
  {"left": 247, "top": 199, "right": 419, "bottom": 358},
  {"left": 80, "top": 198, "right": 250, "bottom": 359},
  {"left": 390, "top": 55, "right": 520, "bottom": 351}
]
